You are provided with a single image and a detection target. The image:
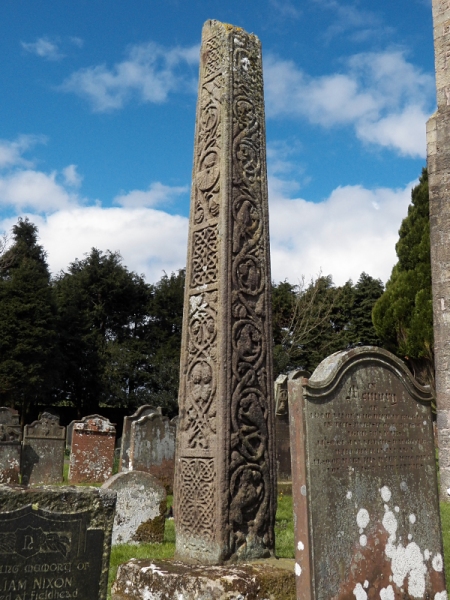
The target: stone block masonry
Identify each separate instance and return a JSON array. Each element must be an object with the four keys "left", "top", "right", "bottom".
[
  {"left": 173, "top": 20, "right": 276, "bottom": 564},
  {"left": 428, "top": 0, "right": 450, "bottom": 501}
]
